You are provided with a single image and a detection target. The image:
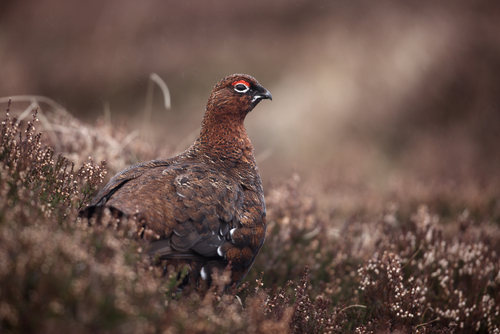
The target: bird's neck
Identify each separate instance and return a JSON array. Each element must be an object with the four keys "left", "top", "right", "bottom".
[{"left": 192, "top": 113, "right": 255, "bottom": 164}]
